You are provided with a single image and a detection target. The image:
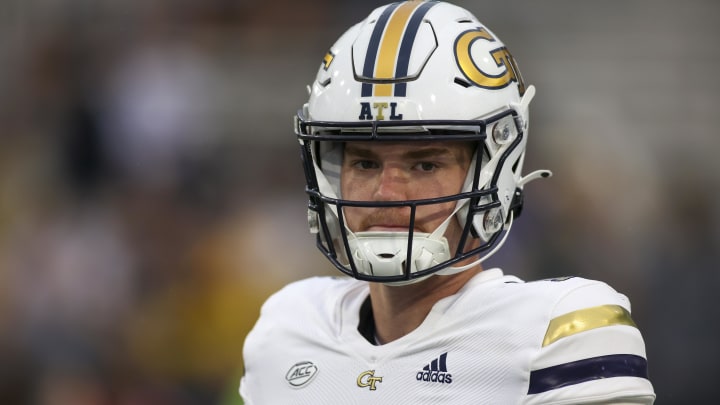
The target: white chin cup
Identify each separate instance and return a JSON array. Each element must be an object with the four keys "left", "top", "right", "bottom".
[{"left": 347, "top": 231, "right": 450, "bottom": 279}]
